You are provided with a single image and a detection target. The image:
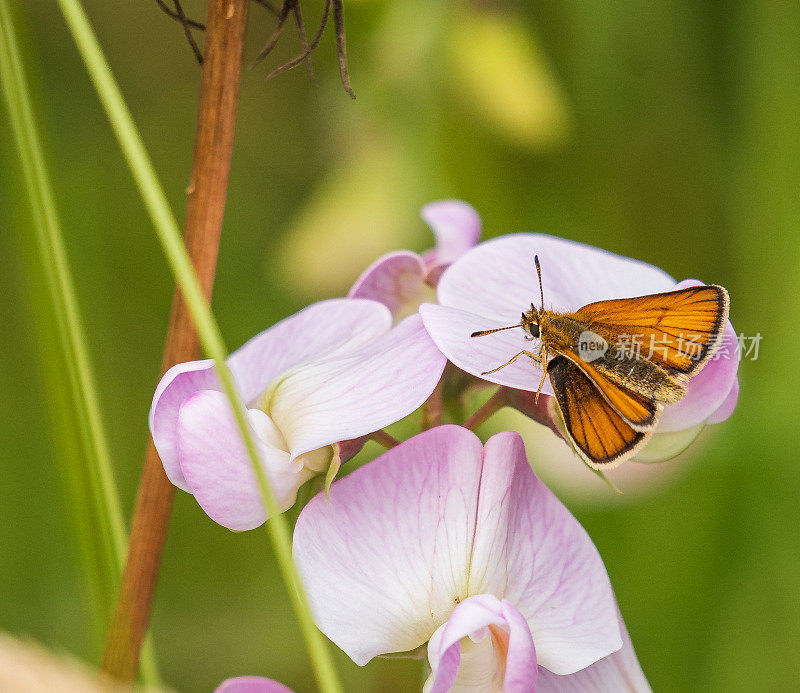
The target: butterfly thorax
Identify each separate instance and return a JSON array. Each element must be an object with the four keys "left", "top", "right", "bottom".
[{"left": 536, "top": 310, "right": 687, "bottom": 405}]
